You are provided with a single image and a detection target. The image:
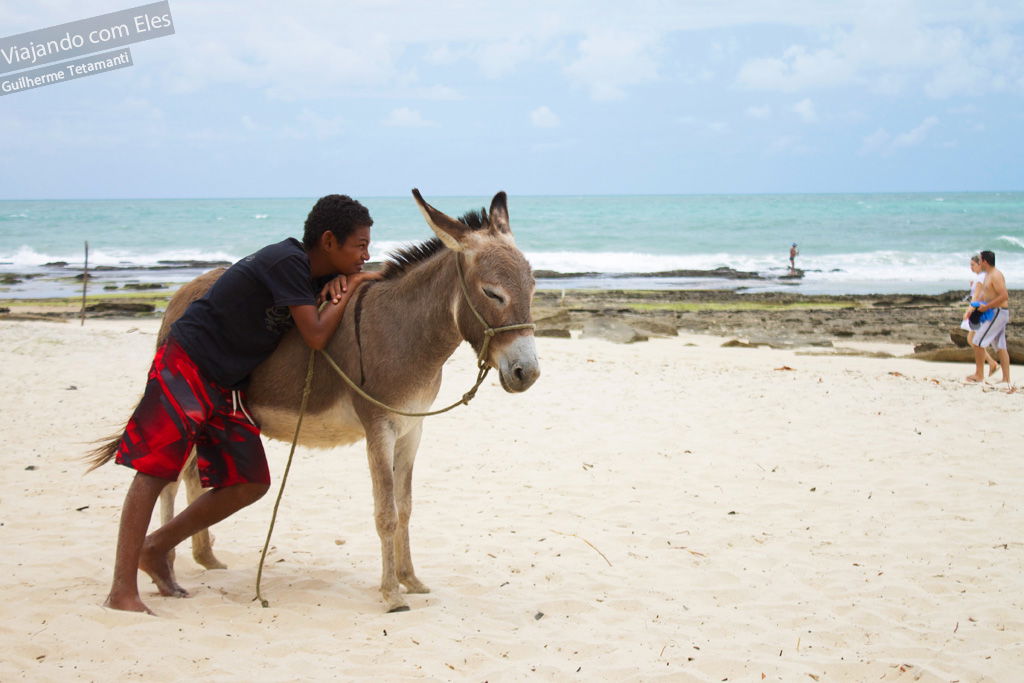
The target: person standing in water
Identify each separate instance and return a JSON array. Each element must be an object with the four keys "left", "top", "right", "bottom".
[{"left": 789, "top": 243, "right": 799, "bottom": 273}]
